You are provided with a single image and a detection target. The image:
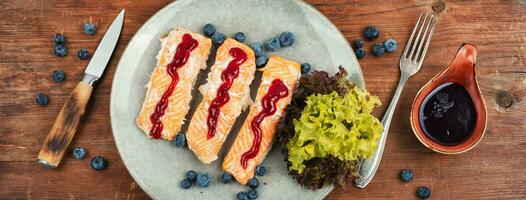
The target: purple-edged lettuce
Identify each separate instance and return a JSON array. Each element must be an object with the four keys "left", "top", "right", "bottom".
[{"left": 276, "top": 67, "right": 383, "bottom": 189}]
